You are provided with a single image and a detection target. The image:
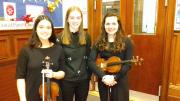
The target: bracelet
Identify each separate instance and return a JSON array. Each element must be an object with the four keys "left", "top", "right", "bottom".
[
  {"left": 113, "top": 75, "right": 117, "bottom": 80},
  {"left": 102, "top": 76, "right": 106, "bottom": 81}
]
